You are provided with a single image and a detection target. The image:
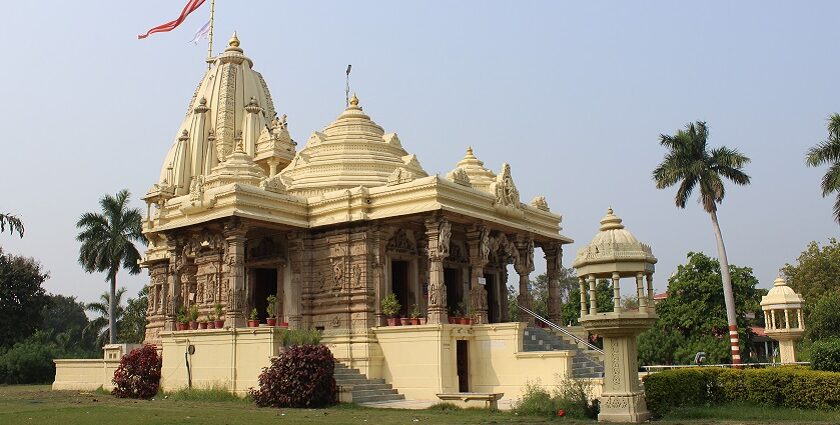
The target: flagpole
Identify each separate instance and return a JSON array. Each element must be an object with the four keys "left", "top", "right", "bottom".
[{"left": 207, "top": 0, "right": 215, "bottom": 68}]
